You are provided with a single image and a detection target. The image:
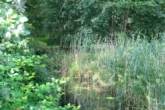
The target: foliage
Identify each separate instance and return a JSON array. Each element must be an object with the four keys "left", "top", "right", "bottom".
[
  {"left": 0, "top": 0, "right": 30, "bottom": 42},
  {"left": 26, "top": 0, "right": 165, "bottom": 44},
  {"left": 0, "top": 1, "right": 80, "bottom": 110},
  {"left": 7, "top": 0, "right": 165, "bottom": 109},
  {"left": 0, "top": 43, "right": 80, "bottom": 109},
  {"left": 0, "top": 47, "right": 80, "bottom": 108},
  {"left": 25, "top": 0, "right": 45, "bottom": 36},
  {"left": 0, "top": 39, "right": 31, "bottom": 55}
]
